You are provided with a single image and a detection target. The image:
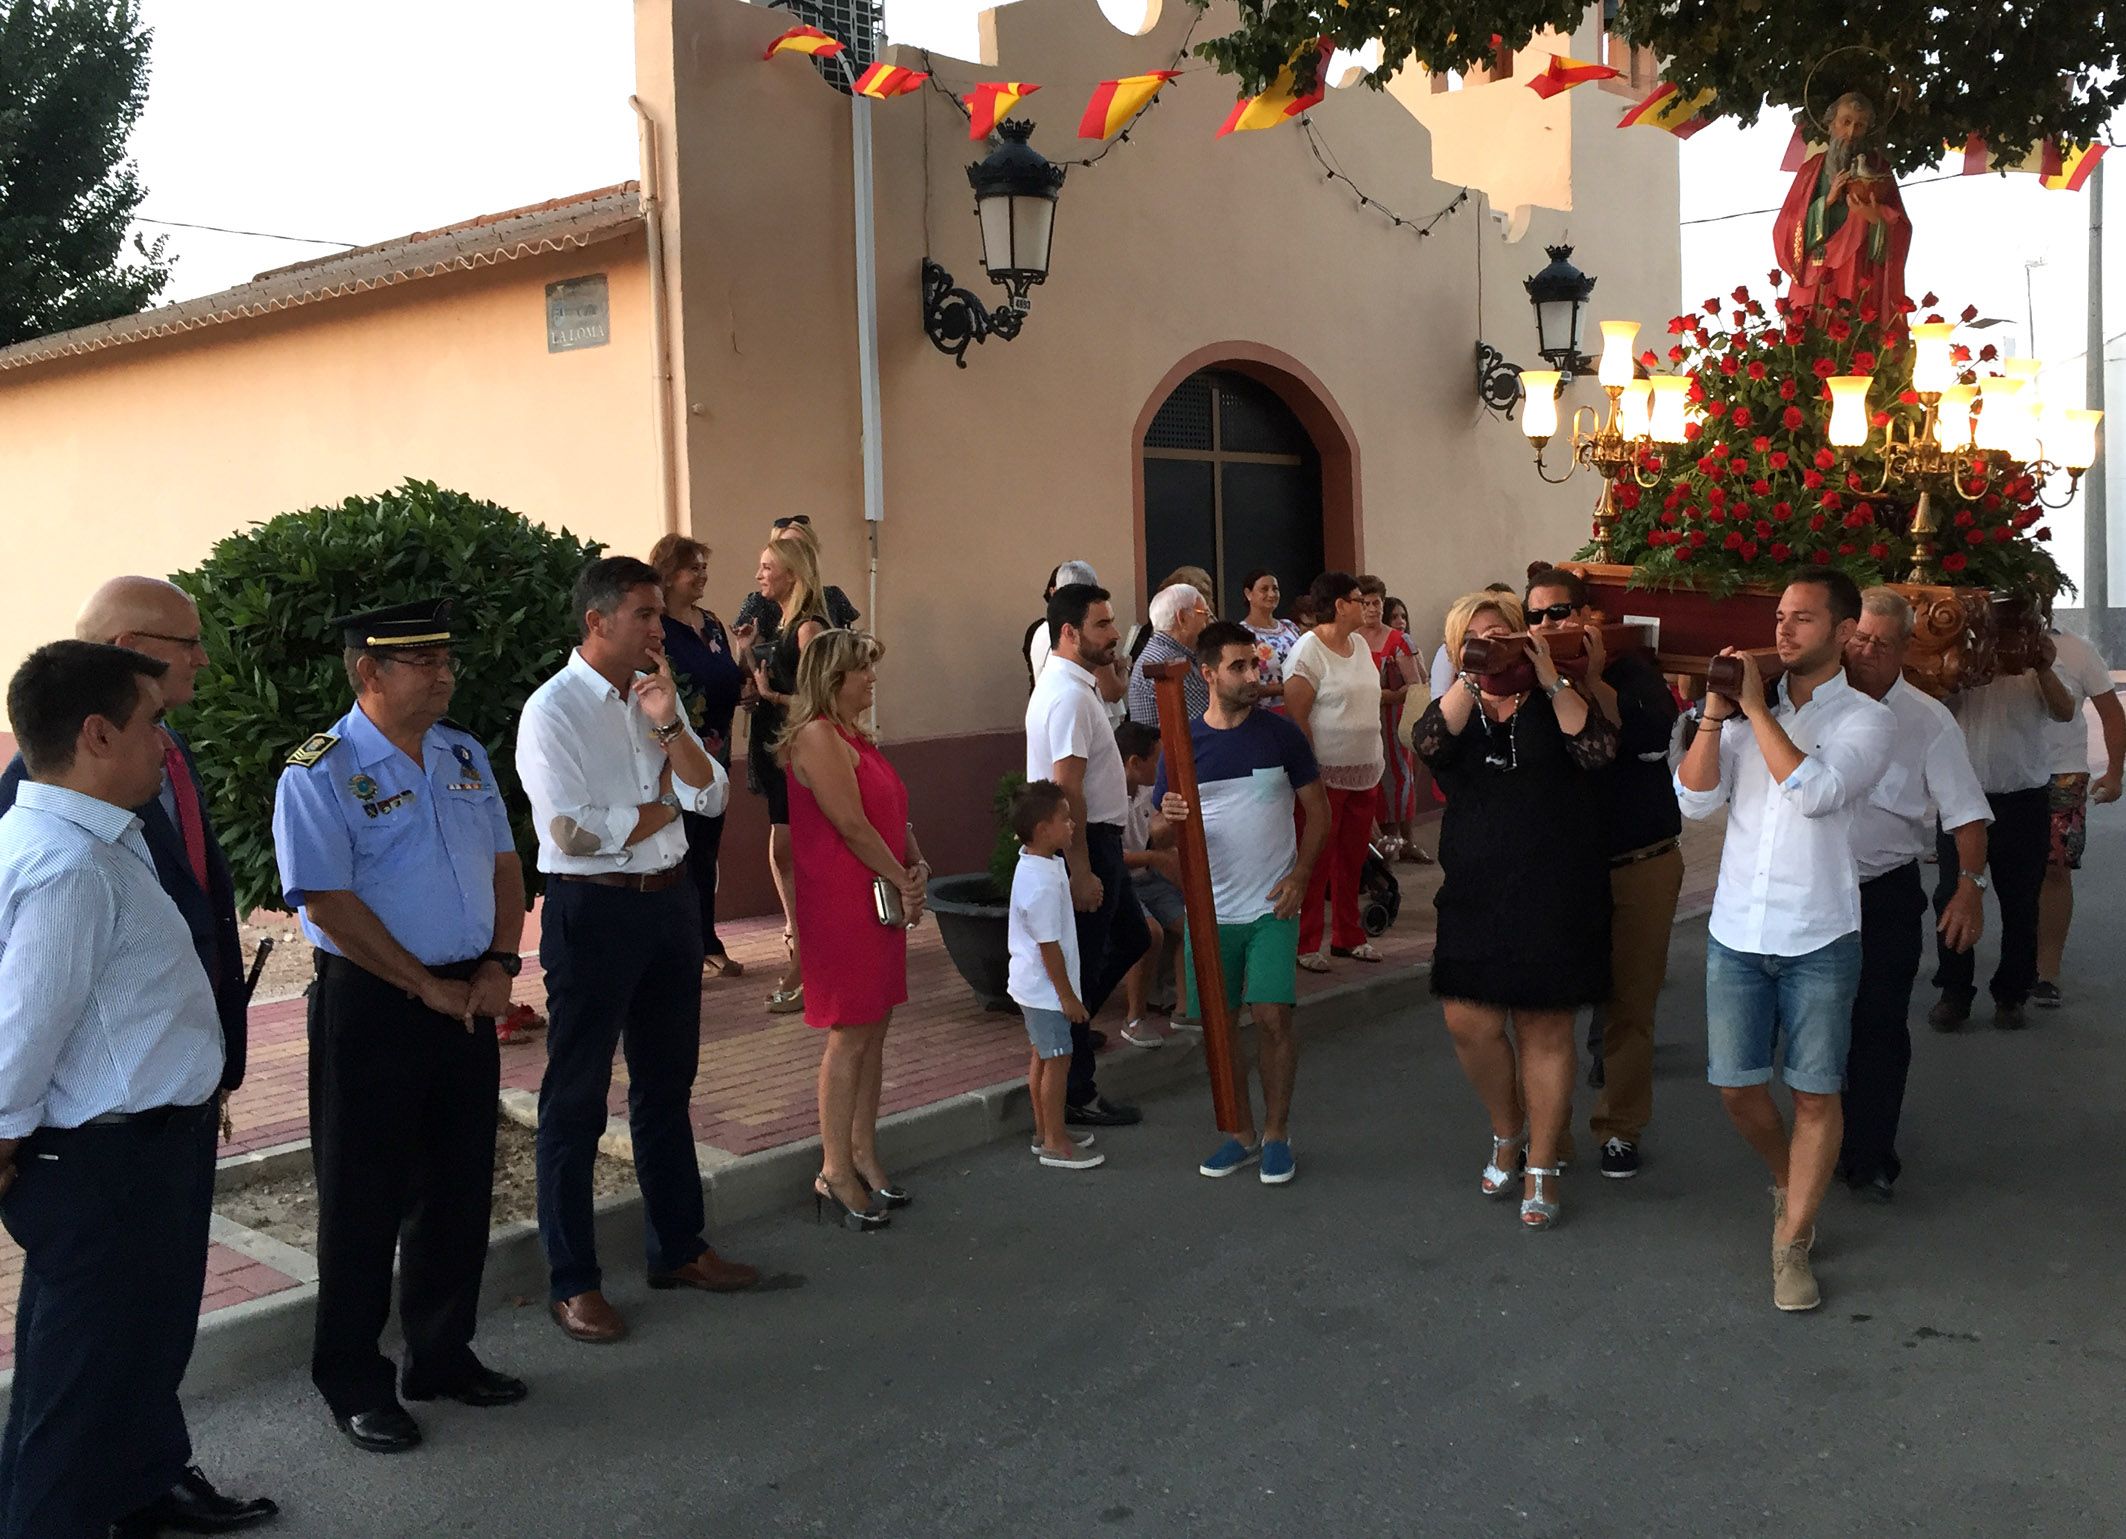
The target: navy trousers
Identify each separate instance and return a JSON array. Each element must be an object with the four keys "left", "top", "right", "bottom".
[
  {"left": 0, "top": 1103, "right": 215, "bottom": 1539},
  {"left": 1068, "top": 822, "right": 1149, "bottom": 1106},
  {"left": 536, "top": 879, "right": 708, "bottom": 1302},
  {"left": 1842, "top": 861, "right": 1927, "bottom": 1185},
  {"left": 1932, "top": 788, "right": 2048, "bottom": 1008}
]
